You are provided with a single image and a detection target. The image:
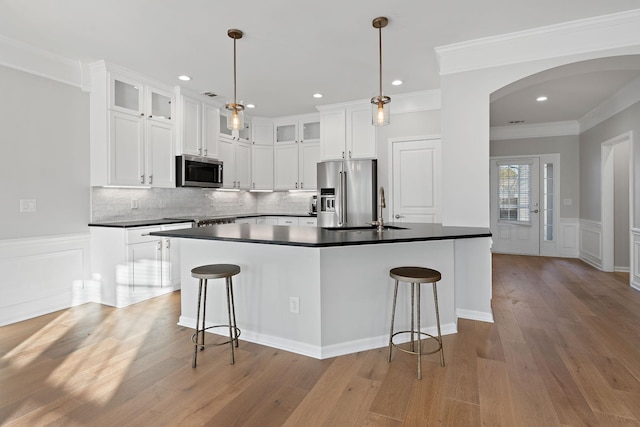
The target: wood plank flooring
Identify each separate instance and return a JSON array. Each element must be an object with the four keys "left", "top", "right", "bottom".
[{"left": 1, "top": 254, "right": 639, "bottom": 426}]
